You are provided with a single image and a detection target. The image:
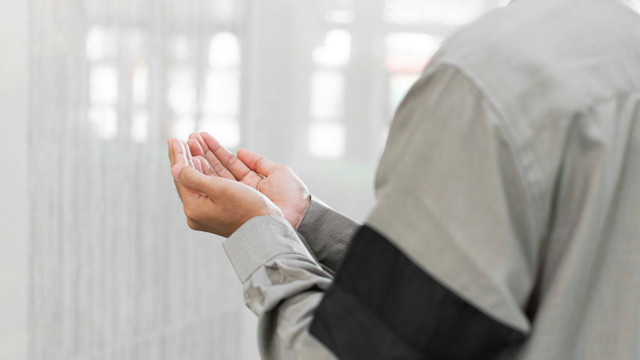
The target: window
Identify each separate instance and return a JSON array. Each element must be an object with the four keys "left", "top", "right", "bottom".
[
  {"left": 86, "top": 26, "right": 121, "bottom": 140},
  {"left": 309, "top": 29, "right": 352, "bottom": 159},
  {"left": 200, "top": 32, "right": 241, "bottom": 149},
  {"left": 378, "top": 0, "right": 505, "bottom": 144},
  {"left": 384, "top": 0, "right": 489, "bottom": 26},
  {"left": 385, "top": 32, "right": 442, "bottom": 116},
  {"left": 167, "top": 31, "right": 242, "bottom": 149}
]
